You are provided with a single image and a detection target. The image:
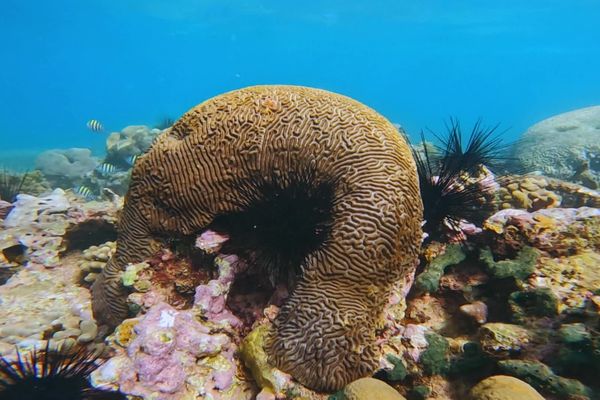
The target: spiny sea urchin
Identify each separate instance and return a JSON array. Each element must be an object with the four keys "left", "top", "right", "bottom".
[
  {"left": 414, "top": 119, "right": 509, "bottom": 240},
  {"left": 0, "top": 168, "right": 29, "bottom": 203},
  {"left": 0, "top": 342, "right": 125, "bottom": 400},
  {"left": 208, "top": 165, "right": 340, "bottom": 287},
  {"left": 433, "top": 118, "right": 510, "bottom": 174}
]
